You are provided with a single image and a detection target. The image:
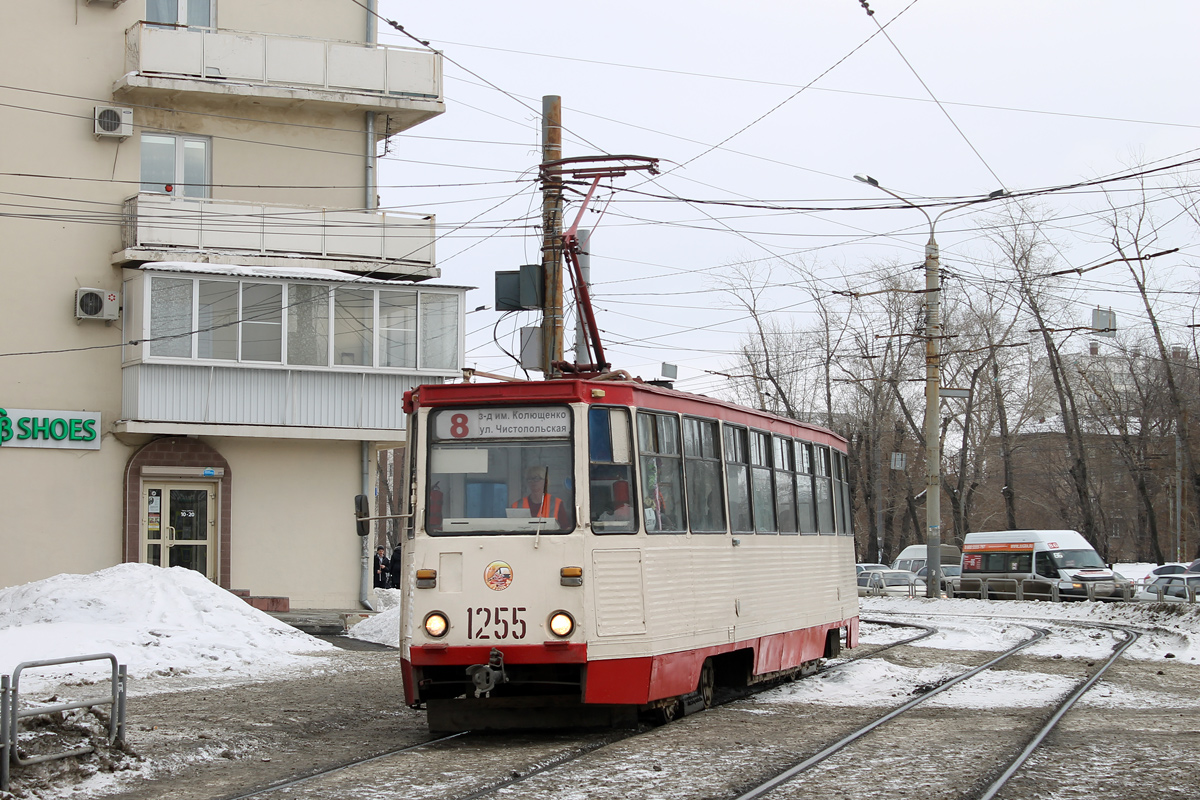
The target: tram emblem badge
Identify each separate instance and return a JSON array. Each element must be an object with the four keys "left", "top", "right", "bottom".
[{"left": 484, "top": 561, "right": 514, "bottom": 591}]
